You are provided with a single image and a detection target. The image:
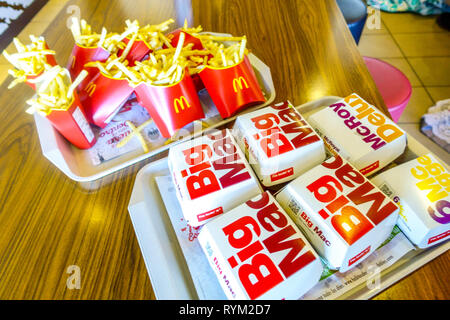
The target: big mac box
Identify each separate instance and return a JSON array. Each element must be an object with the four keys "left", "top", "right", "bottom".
[
  {"left": 232, "top": 101, "right": 326, "bottom": 187},
  {"left": 276, "top": 155, "right": 399, "bottom": 272},
  {"left": 371, "top": 153, "right": 449, "bottom": 248},
  {"left": 168, "top": 129, "right": 261, "bottom": 227},
  {"left": 307, "top": 93, "right": 407, "bottom": 176},
  {"left": 198, "top": 191, "right": 323, "bottom": 300}
]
